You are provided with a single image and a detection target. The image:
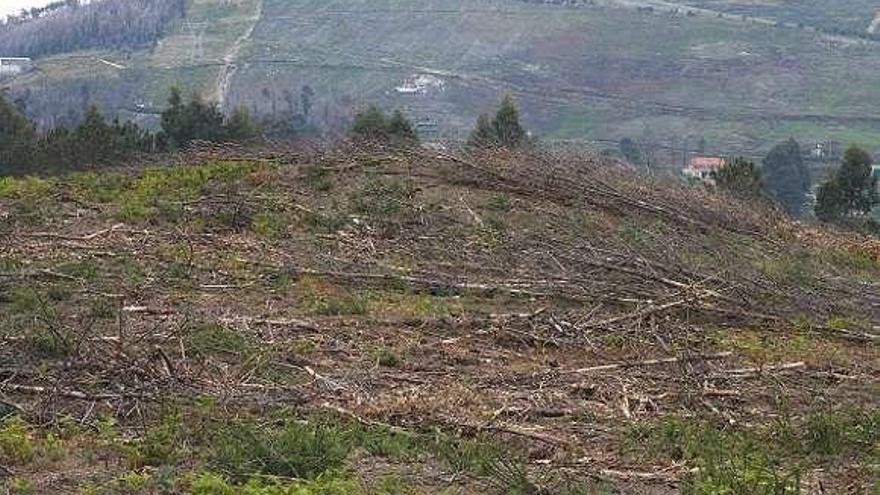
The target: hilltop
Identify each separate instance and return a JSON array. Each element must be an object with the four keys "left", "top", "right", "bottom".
[
  {"left": 0, "top": 145, "right": 878, "bottom": 493},
  {"left": 3, "top": 0, "right": 880, "bottom": 162}
]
